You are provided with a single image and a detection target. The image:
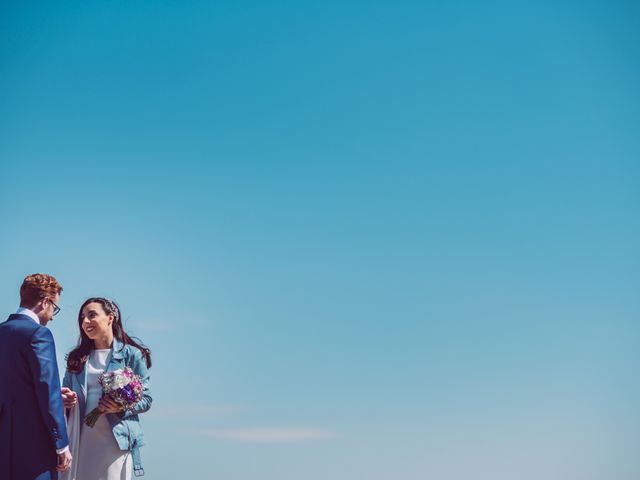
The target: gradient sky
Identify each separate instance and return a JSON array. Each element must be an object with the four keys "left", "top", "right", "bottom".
[{"left": 1, "top": 1, "right": 639, "bottom": 479}]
